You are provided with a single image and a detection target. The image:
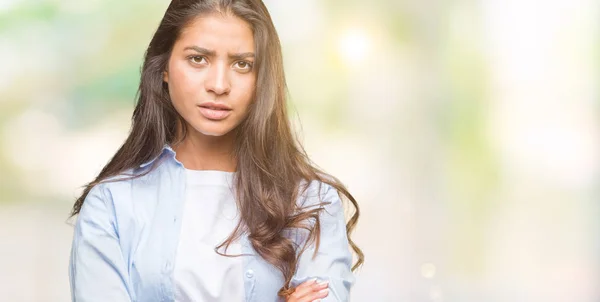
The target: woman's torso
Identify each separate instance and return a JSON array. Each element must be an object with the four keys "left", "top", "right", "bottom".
[
  {"left": 173, "top": 168, "right": 244, "bottom": 301},
  {"left": 79, "top": 145, "right": 339, "bottom": 302},
  {"left": 104, "top": 146, "right": 286, "bottom": 302}
]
